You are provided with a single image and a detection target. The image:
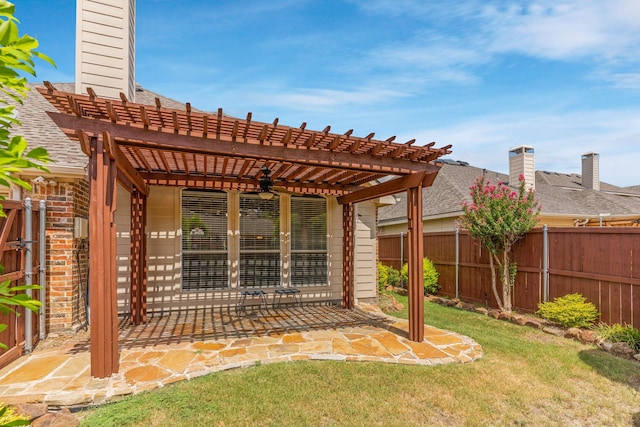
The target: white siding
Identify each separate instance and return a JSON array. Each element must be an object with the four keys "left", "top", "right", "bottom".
[
  {"left": 354, "top": 202, "right": 378, "bottom": 301},
  {"left": 76, "top": 0, "right": 135, "bottom": 101}
]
